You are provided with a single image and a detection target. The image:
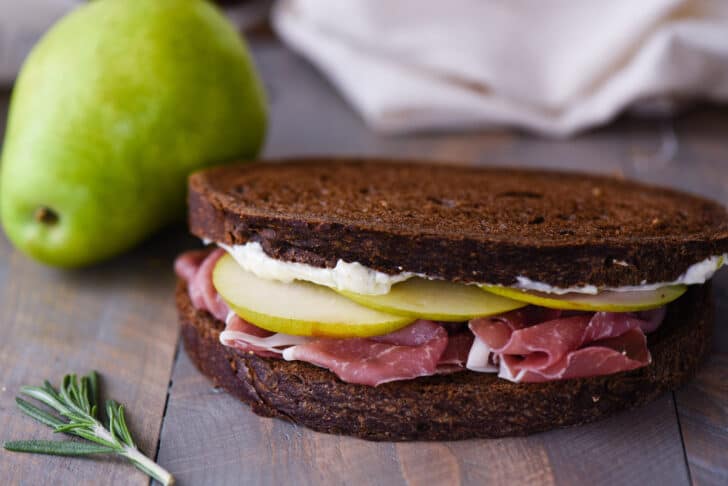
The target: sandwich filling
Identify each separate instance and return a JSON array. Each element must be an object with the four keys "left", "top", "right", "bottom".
[
  {"left": 174, "top": 244, "right": 721, "bottom": 387},
  {"left": 220, "top": 241, "right": 726, "bottom": 295}
]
